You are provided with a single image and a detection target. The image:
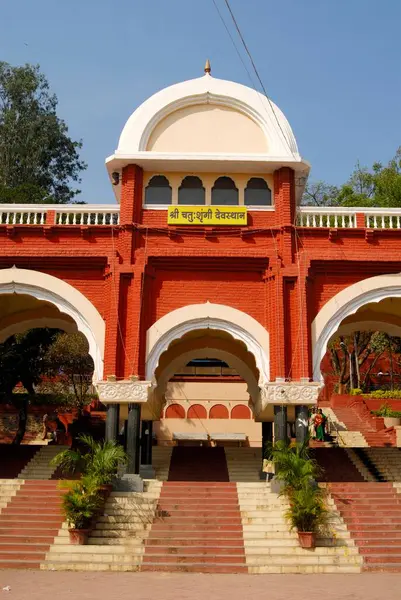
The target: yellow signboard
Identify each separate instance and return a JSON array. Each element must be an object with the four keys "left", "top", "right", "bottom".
[{"left": 167, "top": 206, "right": 247, "bottom": 226}]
